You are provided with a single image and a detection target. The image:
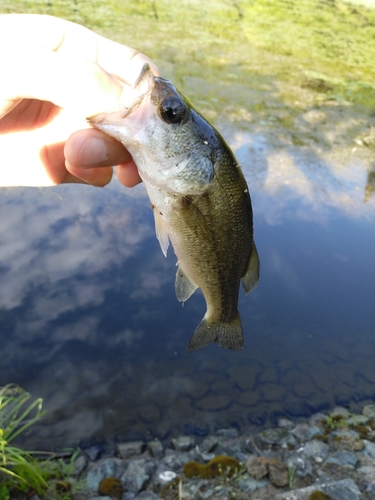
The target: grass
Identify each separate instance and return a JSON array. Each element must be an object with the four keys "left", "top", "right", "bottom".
[
  {"left": 1, "top": 0, "right": 375, "bottom": 114},
  {"left": 0, "top": 384, "right": 48, "bottom": 496},
  {"left": 0, "top": 384, "right": 81, "bottom": 500}
]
